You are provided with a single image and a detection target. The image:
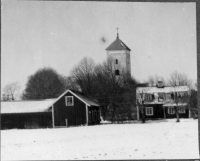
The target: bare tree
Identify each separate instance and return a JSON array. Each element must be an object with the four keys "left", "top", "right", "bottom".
[
  {"left": 2, "top": 82, "right": 21, "bottom": 101},
  {"left": 70, "top": 57, "right": 137, "bottom": 122},
  {"left": 70, "top": 57, "right": 96, "bottom": 95},
  {"left": 146, "top": 75, "right": 166, "bottom": 87},
  {"left": 167, "top": 71, "right": 192, "bottom": 88},
  {"left": 94, "top": 58, "right": 137, "bottom": 122},
  {"left": 59, "top": 75, "right": 79, "bottom": 91},
  {"left": 167, "top": 71, "right": 191, "bottom": 122},
  {"left": 136, "top": 89, "right": 146, "bottom": 123}
]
